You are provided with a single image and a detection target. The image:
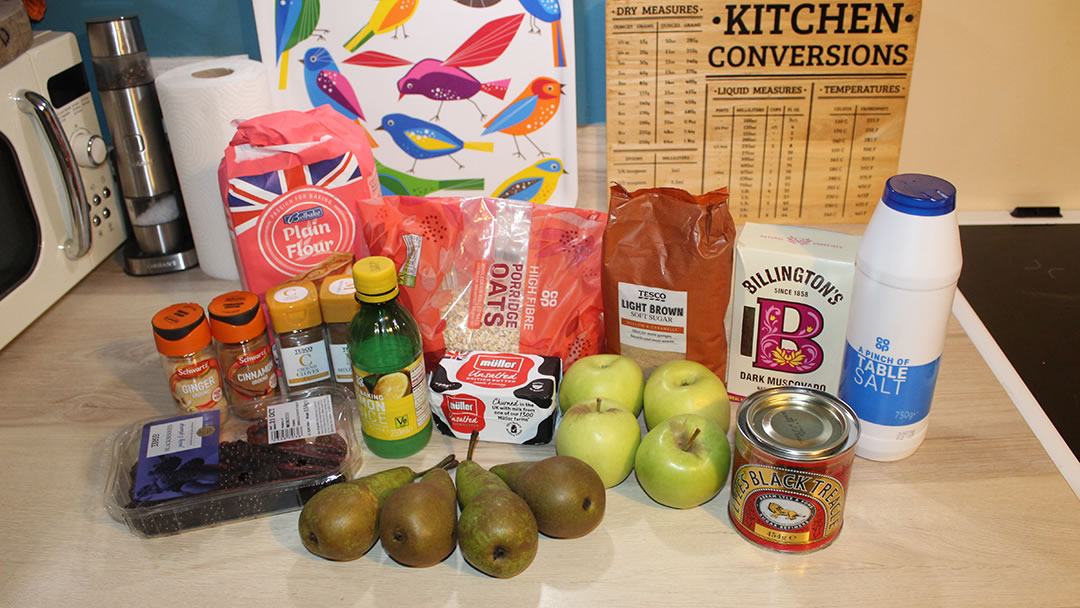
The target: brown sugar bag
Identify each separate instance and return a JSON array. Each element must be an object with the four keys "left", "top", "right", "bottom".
[{"left": 601, "top": 183, "right": 736, "bottom": 378}]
